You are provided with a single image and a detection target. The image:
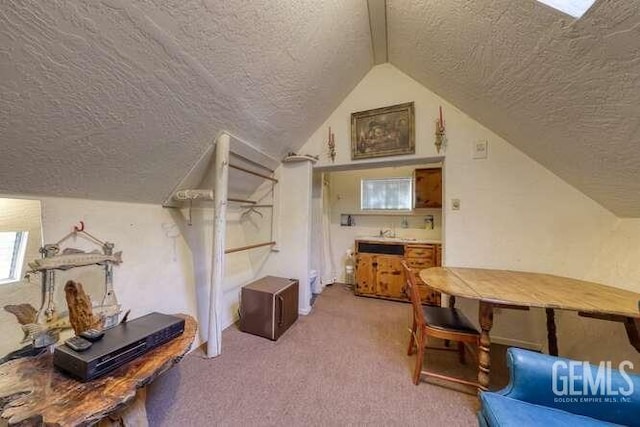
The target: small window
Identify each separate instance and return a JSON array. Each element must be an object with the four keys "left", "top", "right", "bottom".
[
  {"left": 0, "top": 231, "right": 28, "bottom": 285},
  {"left": 361, "top": 178, "right": 412, "bottom": 210}
]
